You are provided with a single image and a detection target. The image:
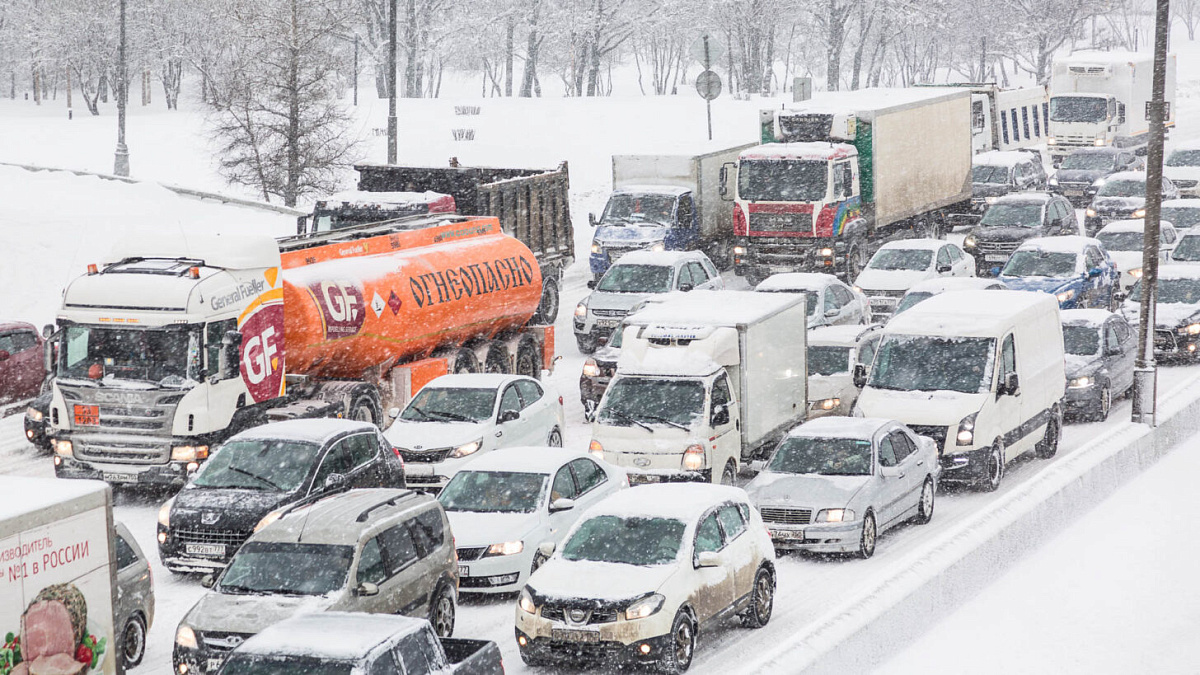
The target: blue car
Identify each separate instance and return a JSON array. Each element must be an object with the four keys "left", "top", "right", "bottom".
[{"left": 998, "top": 236, "right": 1121, "bottom": 310}]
